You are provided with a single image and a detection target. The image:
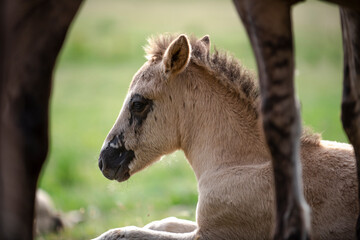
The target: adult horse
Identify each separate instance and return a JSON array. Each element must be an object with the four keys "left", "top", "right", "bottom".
[
  {"left": 95, "top": 34, "right": 357, "bottom": 240},
  {"left": 232, "top": 0, "right": 359, "bottom": 239},
  {"left": 0, "top": 1, "right": 83, "bottom": 239}
]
